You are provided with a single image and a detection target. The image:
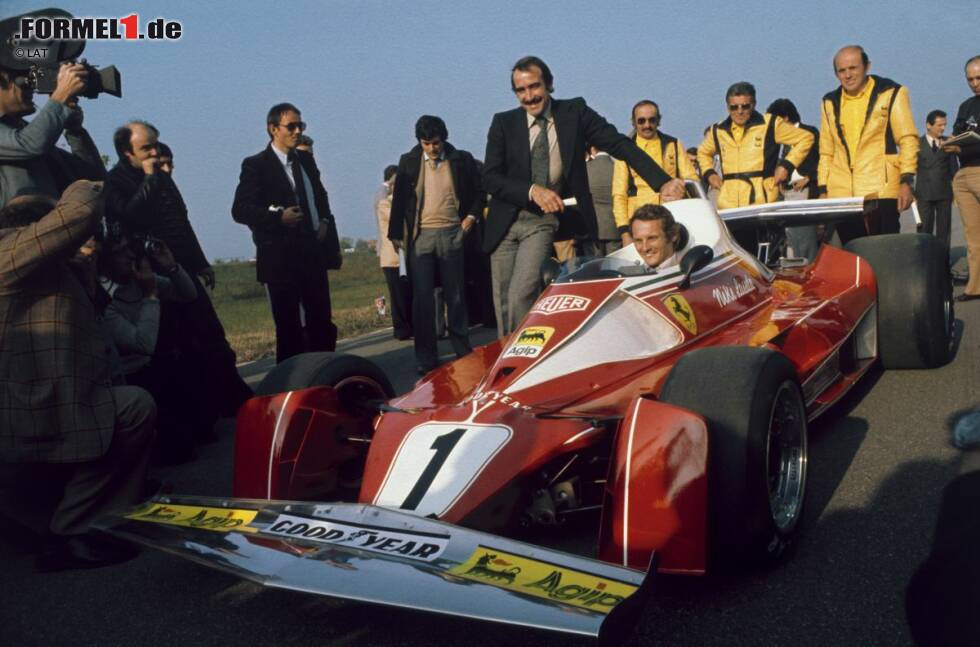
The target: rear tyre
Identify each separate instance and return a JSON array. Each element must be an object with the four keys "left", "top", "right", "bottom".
[
  {"left": 845, "top": 233, "right": 953, "bottom": 369},
  {"left": 660, "top": 347, "right": 807, "bottom": 569},
  {"left": 253, "top": 352, "right": 395, "bottom": 403}
]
